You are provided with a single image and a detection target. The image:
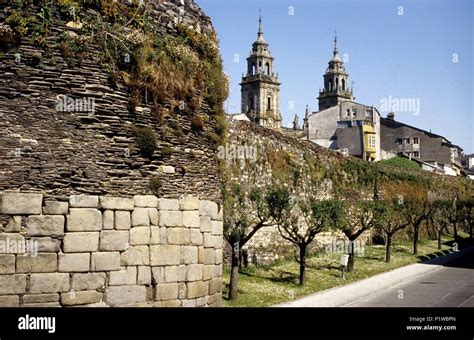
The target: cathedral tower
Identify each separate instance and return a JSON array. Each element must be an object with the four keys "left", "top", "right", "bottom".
[
  {"left": 240, "top": 14, "right": 282, "bottom": 129},
  {"left": 317, "top": 33, "right": 354, "bottom": 111}
]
